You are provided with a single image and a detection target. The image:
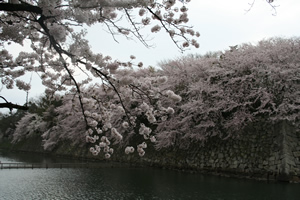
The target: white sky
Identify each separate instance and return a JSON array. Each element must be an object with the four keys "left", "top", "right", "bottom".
[
  {"left": 88, "top": 0, "right": 300, "bottom": 67},
  {"left": 1, "top": 0, "right": 300, "bottom": 110}
]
